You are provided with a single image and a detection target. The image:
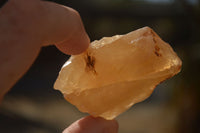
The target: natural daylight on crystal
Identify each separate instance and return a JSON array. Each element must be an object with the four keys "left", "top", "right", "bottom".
[{"left": 54, "top": 27, "right": 182, "bottom": 120}]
